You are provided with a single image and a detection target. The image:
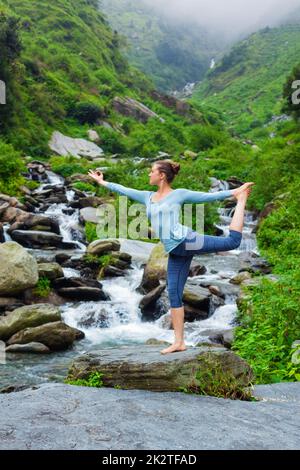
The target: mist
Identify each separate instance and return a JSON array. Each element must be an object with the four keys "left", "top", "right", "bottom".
[{"left": 142, "top": 0, "right": 300, "bottom": 42}]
